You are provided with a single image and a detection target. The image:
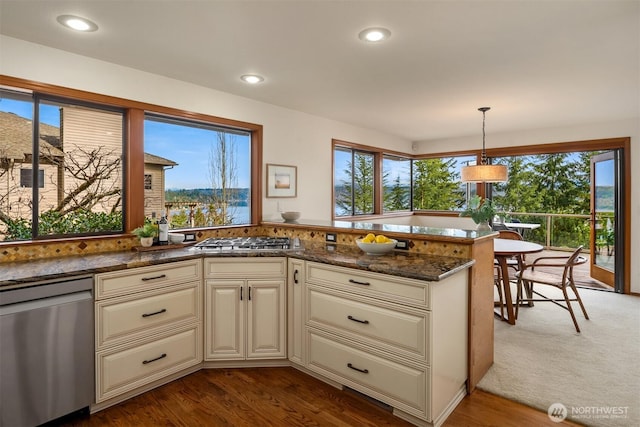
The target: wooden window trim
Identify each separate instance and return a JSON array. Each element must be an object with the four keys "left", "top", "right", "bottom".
[
  {"left": 332, "top": 139, "right": 412, "bottom": 218},
  {"left": 0, "top": 75, "right": 264, "bottom": 236}
]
